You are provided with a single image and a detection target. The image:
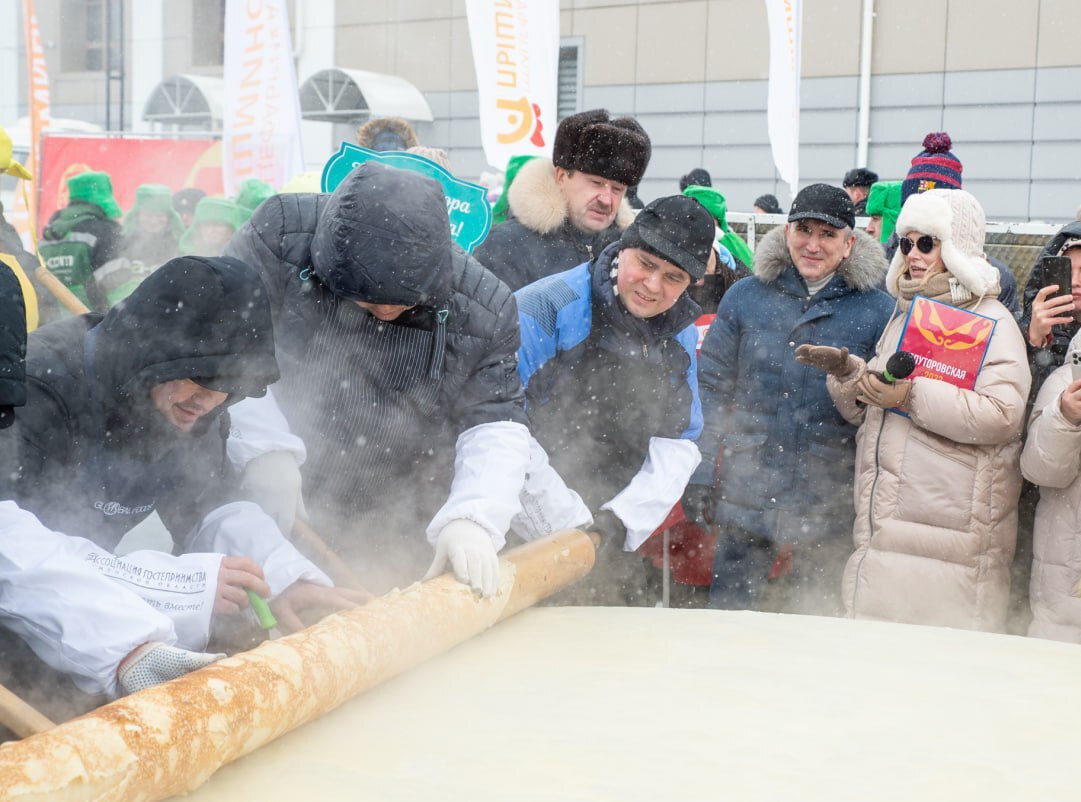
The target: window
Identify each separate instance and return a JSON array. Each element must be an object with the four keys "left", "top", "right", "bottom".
[
  {"left": 192, "top": 0, "right": 226, "bottom": 67},
  {"left": 61, "top": 0, "right": 114, "bottom": 72},
  {"left": 558, "top": 40, "right": 582, "bottom": 121}
]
